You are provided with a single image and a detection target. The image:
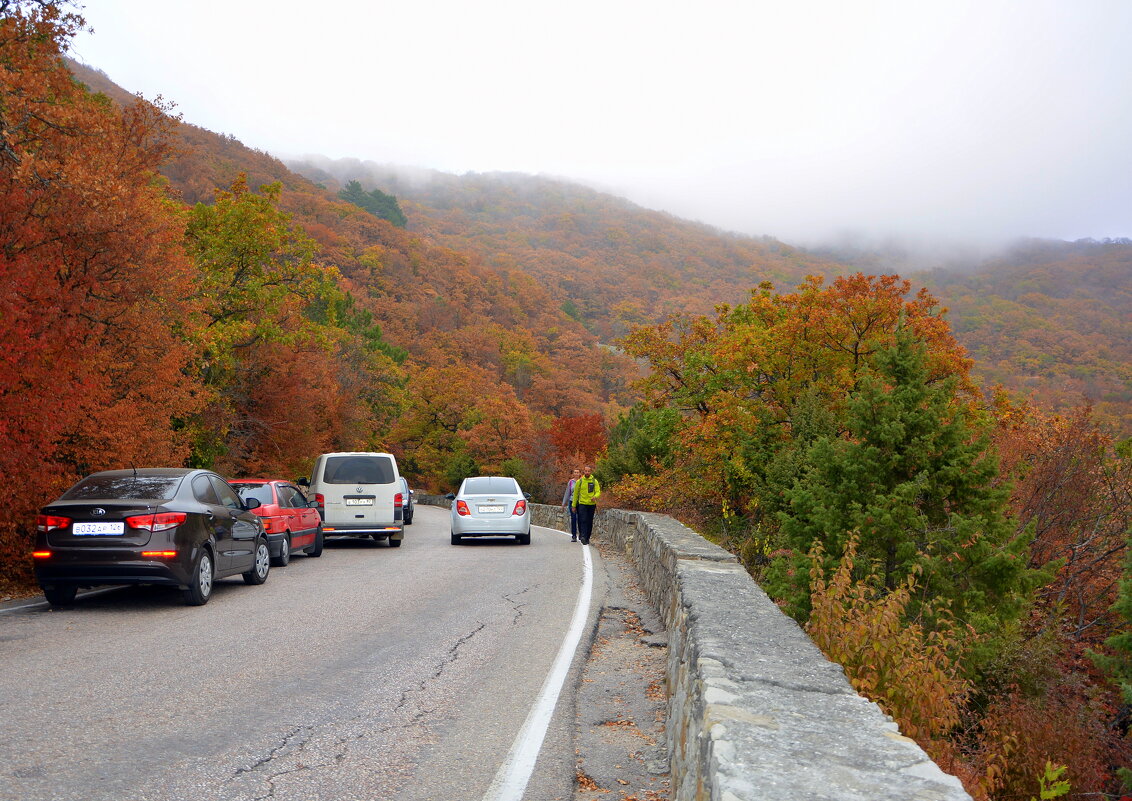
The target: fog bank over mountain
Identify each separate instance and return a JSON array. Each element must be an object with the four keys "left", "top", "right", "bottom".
[{"left": 73, "top": 1, "right": 1132, "bottom": 253}]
